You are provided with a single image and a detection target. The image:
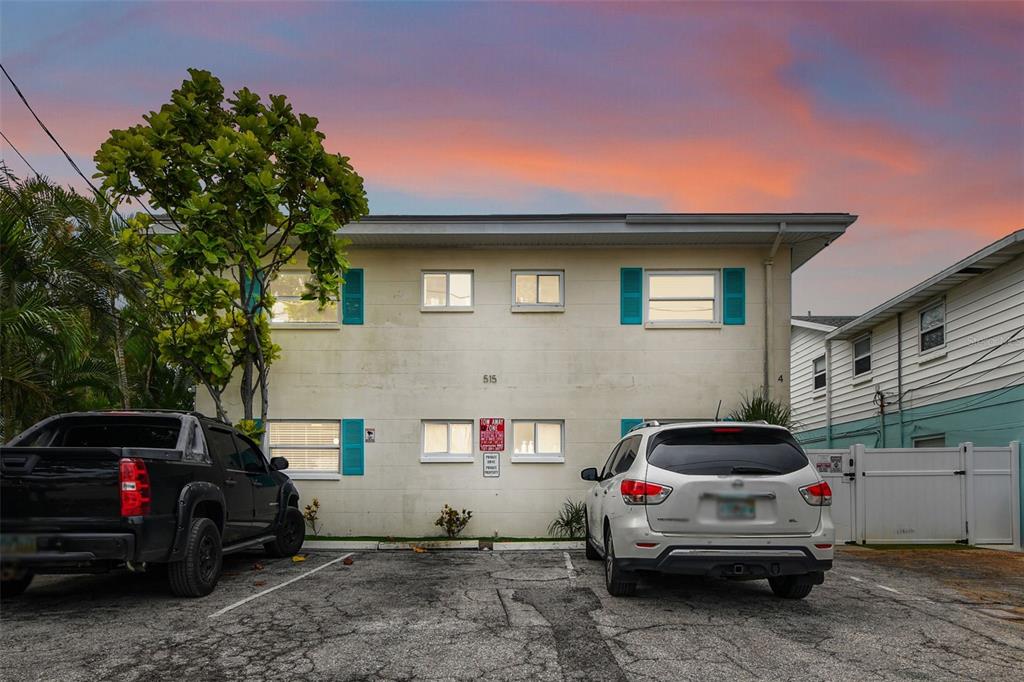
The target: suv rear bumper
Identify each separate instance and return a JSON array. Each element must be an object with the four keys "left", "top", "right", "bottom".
[
  {"left": 617, "top": 545, "right": 831, "bottom": 579},
  {"left": 1, "top": 533, "right": 135, "bottom": 572}
]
